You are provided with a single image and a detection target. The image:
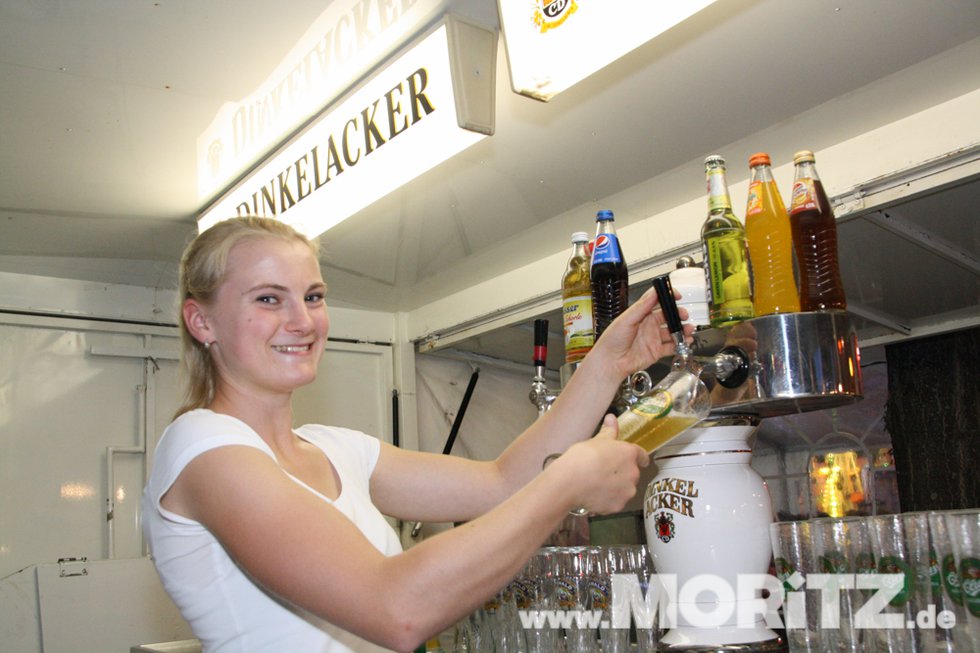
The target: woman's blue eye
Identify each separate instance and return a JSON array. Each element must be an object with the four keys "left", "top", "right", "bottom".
[
  {"left": 257, "top": 295, "right": 278, "bottom": 304},
  {"left": 306, "top": 293, "right": 325, "bottom": 304}
]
